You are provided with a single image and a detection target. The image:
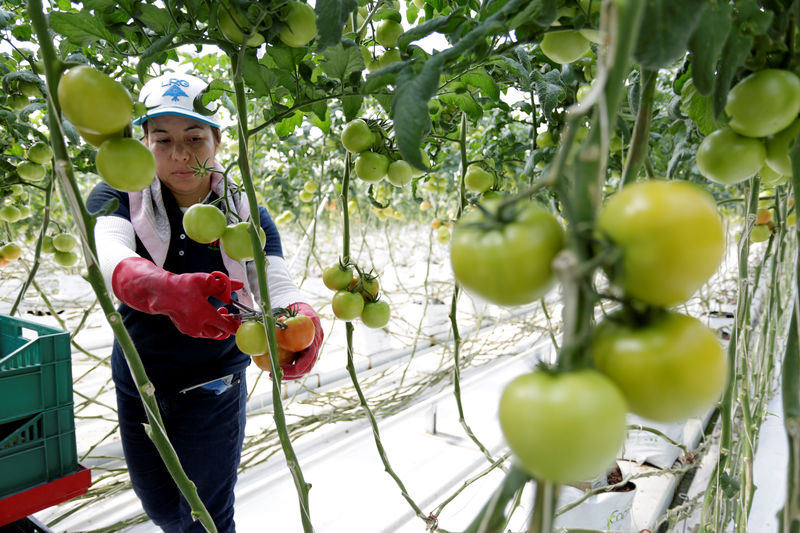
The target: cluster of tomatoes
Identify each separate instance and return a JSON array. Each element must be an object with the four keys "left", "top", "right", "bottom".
[
  {"left": 697, "top": 68, "right": 800, "bottom": 190},
  {"left": 235, "top": 308, "right": 316, "bottom": 372},
  {"left": 58, "top": 65, "right": 155, "bottom": 193},
  {"left": 341, "top": 118, "right": 426, "bottom": 187},
  {"left": 218, "top": 2, "right": 317, "bottom": 49},
  {"left": 182, "top": 203, "right": 267, "bottom": 262},
  {"left": 454, "top": 180, "right": 729, "bottom": 484},
  {"left": 323, "top": 261, "right": 390, "bottom": 329}
]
